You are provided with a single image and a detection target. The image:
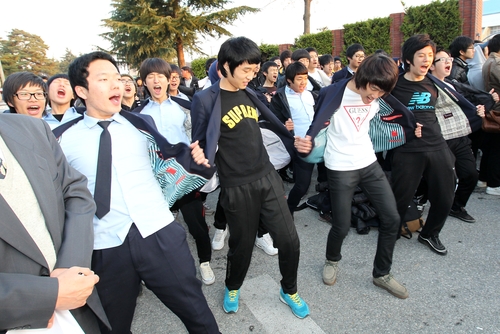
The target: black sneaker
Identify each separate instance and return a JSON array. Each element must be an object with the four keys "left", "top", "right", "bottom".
[
  {"left": 449, "top": 207, "right": 476, "bottom": 223},
  {"left": 418, "top": 234, "right": 447, "bottom": 255}
]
